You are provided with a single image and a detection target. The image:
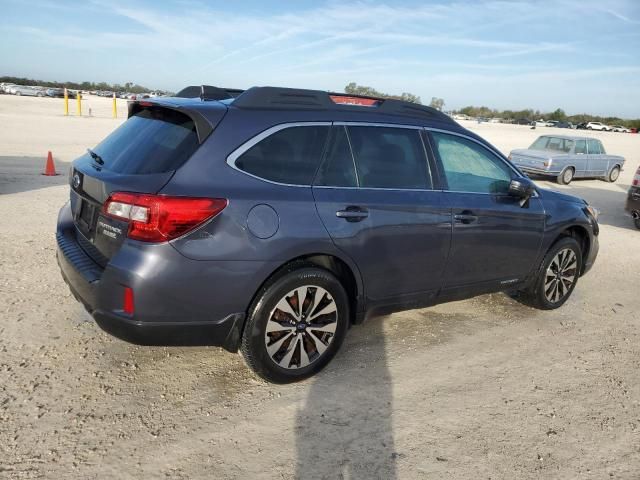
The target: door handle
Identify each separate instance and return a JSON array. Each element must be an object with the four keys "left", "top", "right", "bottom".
[
  {"left": 336, "top": 207, "right": 369, "bottom": 222},
  {"left": 454, "top": 212, "right": 478, "bottom": 224}
]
